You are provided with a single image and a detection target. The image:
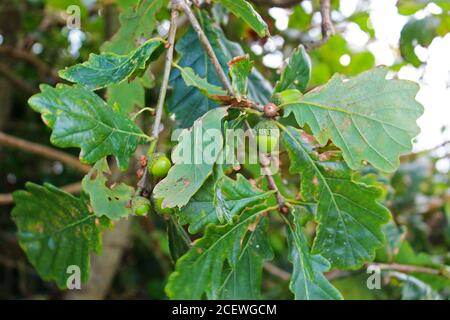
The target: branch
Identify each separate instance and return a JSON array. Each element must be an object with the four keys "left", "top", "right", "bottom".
[
  {"left": 0, "top": 46, "right": 59, "bottom": 81},
  {"left": 0, "top": 132, "right": 90, "bottom": 173},
  {"left": 175, "top": 0, "right": 233, "bottom": 94},
  {"left": 151, "top": 7, "right": 179, "bottom": 140},
  {"left": 373, "top": 263, "right": 449, "bottom": 279},
  {"left": 252, "top": 0, "right": 304, "bottom": 7},
  {"left": 263, "top": 261, "right": 449, "bottom": 283},
  {"left": 0, "top": 62, "right": 38, "bottom": 95},
  {"left": 306, "top": 0, "right": 334, "bottom": 50},
  {"left": 263, "top": 261, "right": 290, "bottom": 281},
  {"left": 137, "top": 1, "right": 179, "bottom": 191},
  {"left": 0, "top": 181, "right": 83, "bottom": 206}
]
